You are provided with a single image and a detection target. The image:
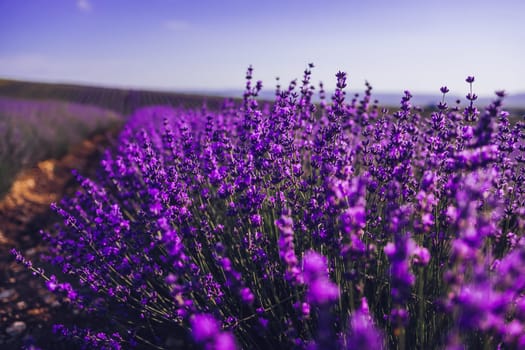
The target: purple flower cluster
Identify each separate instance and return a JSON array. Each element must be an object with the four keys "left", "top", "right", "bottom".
[
  {"left": 302, "top": 251, "right": 339, "bottom": 305},
  {"left": 346, "top": 298, "right": 384, "bottom": 350},
  {"left": 276, "top": 209, "right": 303, "bottom": 285},
  {"left": 14, "top": 66, "right": 525, "bottom": 349},
  {"left": 191, "top": 314, "right": 237, "bottom": 350}
]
